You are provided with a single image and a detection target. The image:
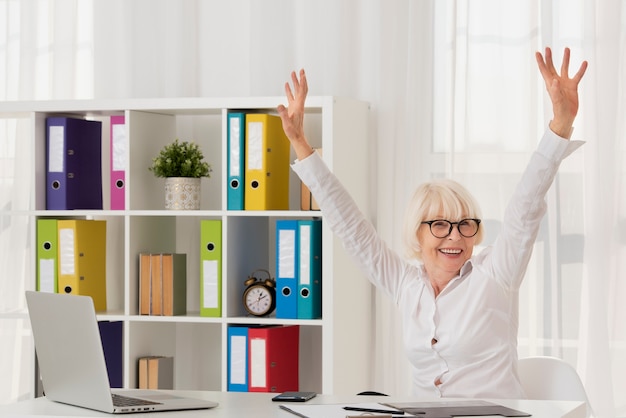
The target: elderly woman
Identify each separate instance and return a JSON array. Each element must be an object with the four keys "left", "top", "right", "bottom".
[{"left": 277, "top": 47, "right": 587, "bottom": 398}]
